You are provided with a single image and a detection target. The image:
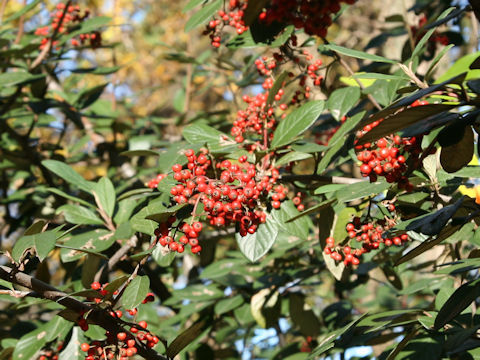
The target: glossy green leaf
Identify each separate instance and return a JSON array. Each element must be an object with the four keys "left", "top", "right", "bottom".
[
  {"left": 271, "top": 100, "right": 325, "bottom": 149},
  {"left": 122, "top": 275, "right": 150, "bottom": 310},
  {"left": 236, "top": 215, "right": 279, "bottom": 262},
  {"left": 42, "top": 160, "right": 94, "bottom": 193},
  {"left": 185, "top": 0, "right": 222, "bottom": 32},
  {"left": 321, "top": 43, "right": 397, "bottom": 64},
  {"left": 94, "top": 177, "right": 116, "bottom": 218},
  {"left": 434, "top": 278, "right": 480, "bottom": 329},
  {"left": 327, "top": 87, "right": 360, "bottom": 121},
  {"left": 57, "top": 205, "right": 104, "bottom": 225},
  {"left": 214, "top": 295, "right": 244, "bottom": 315}
]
